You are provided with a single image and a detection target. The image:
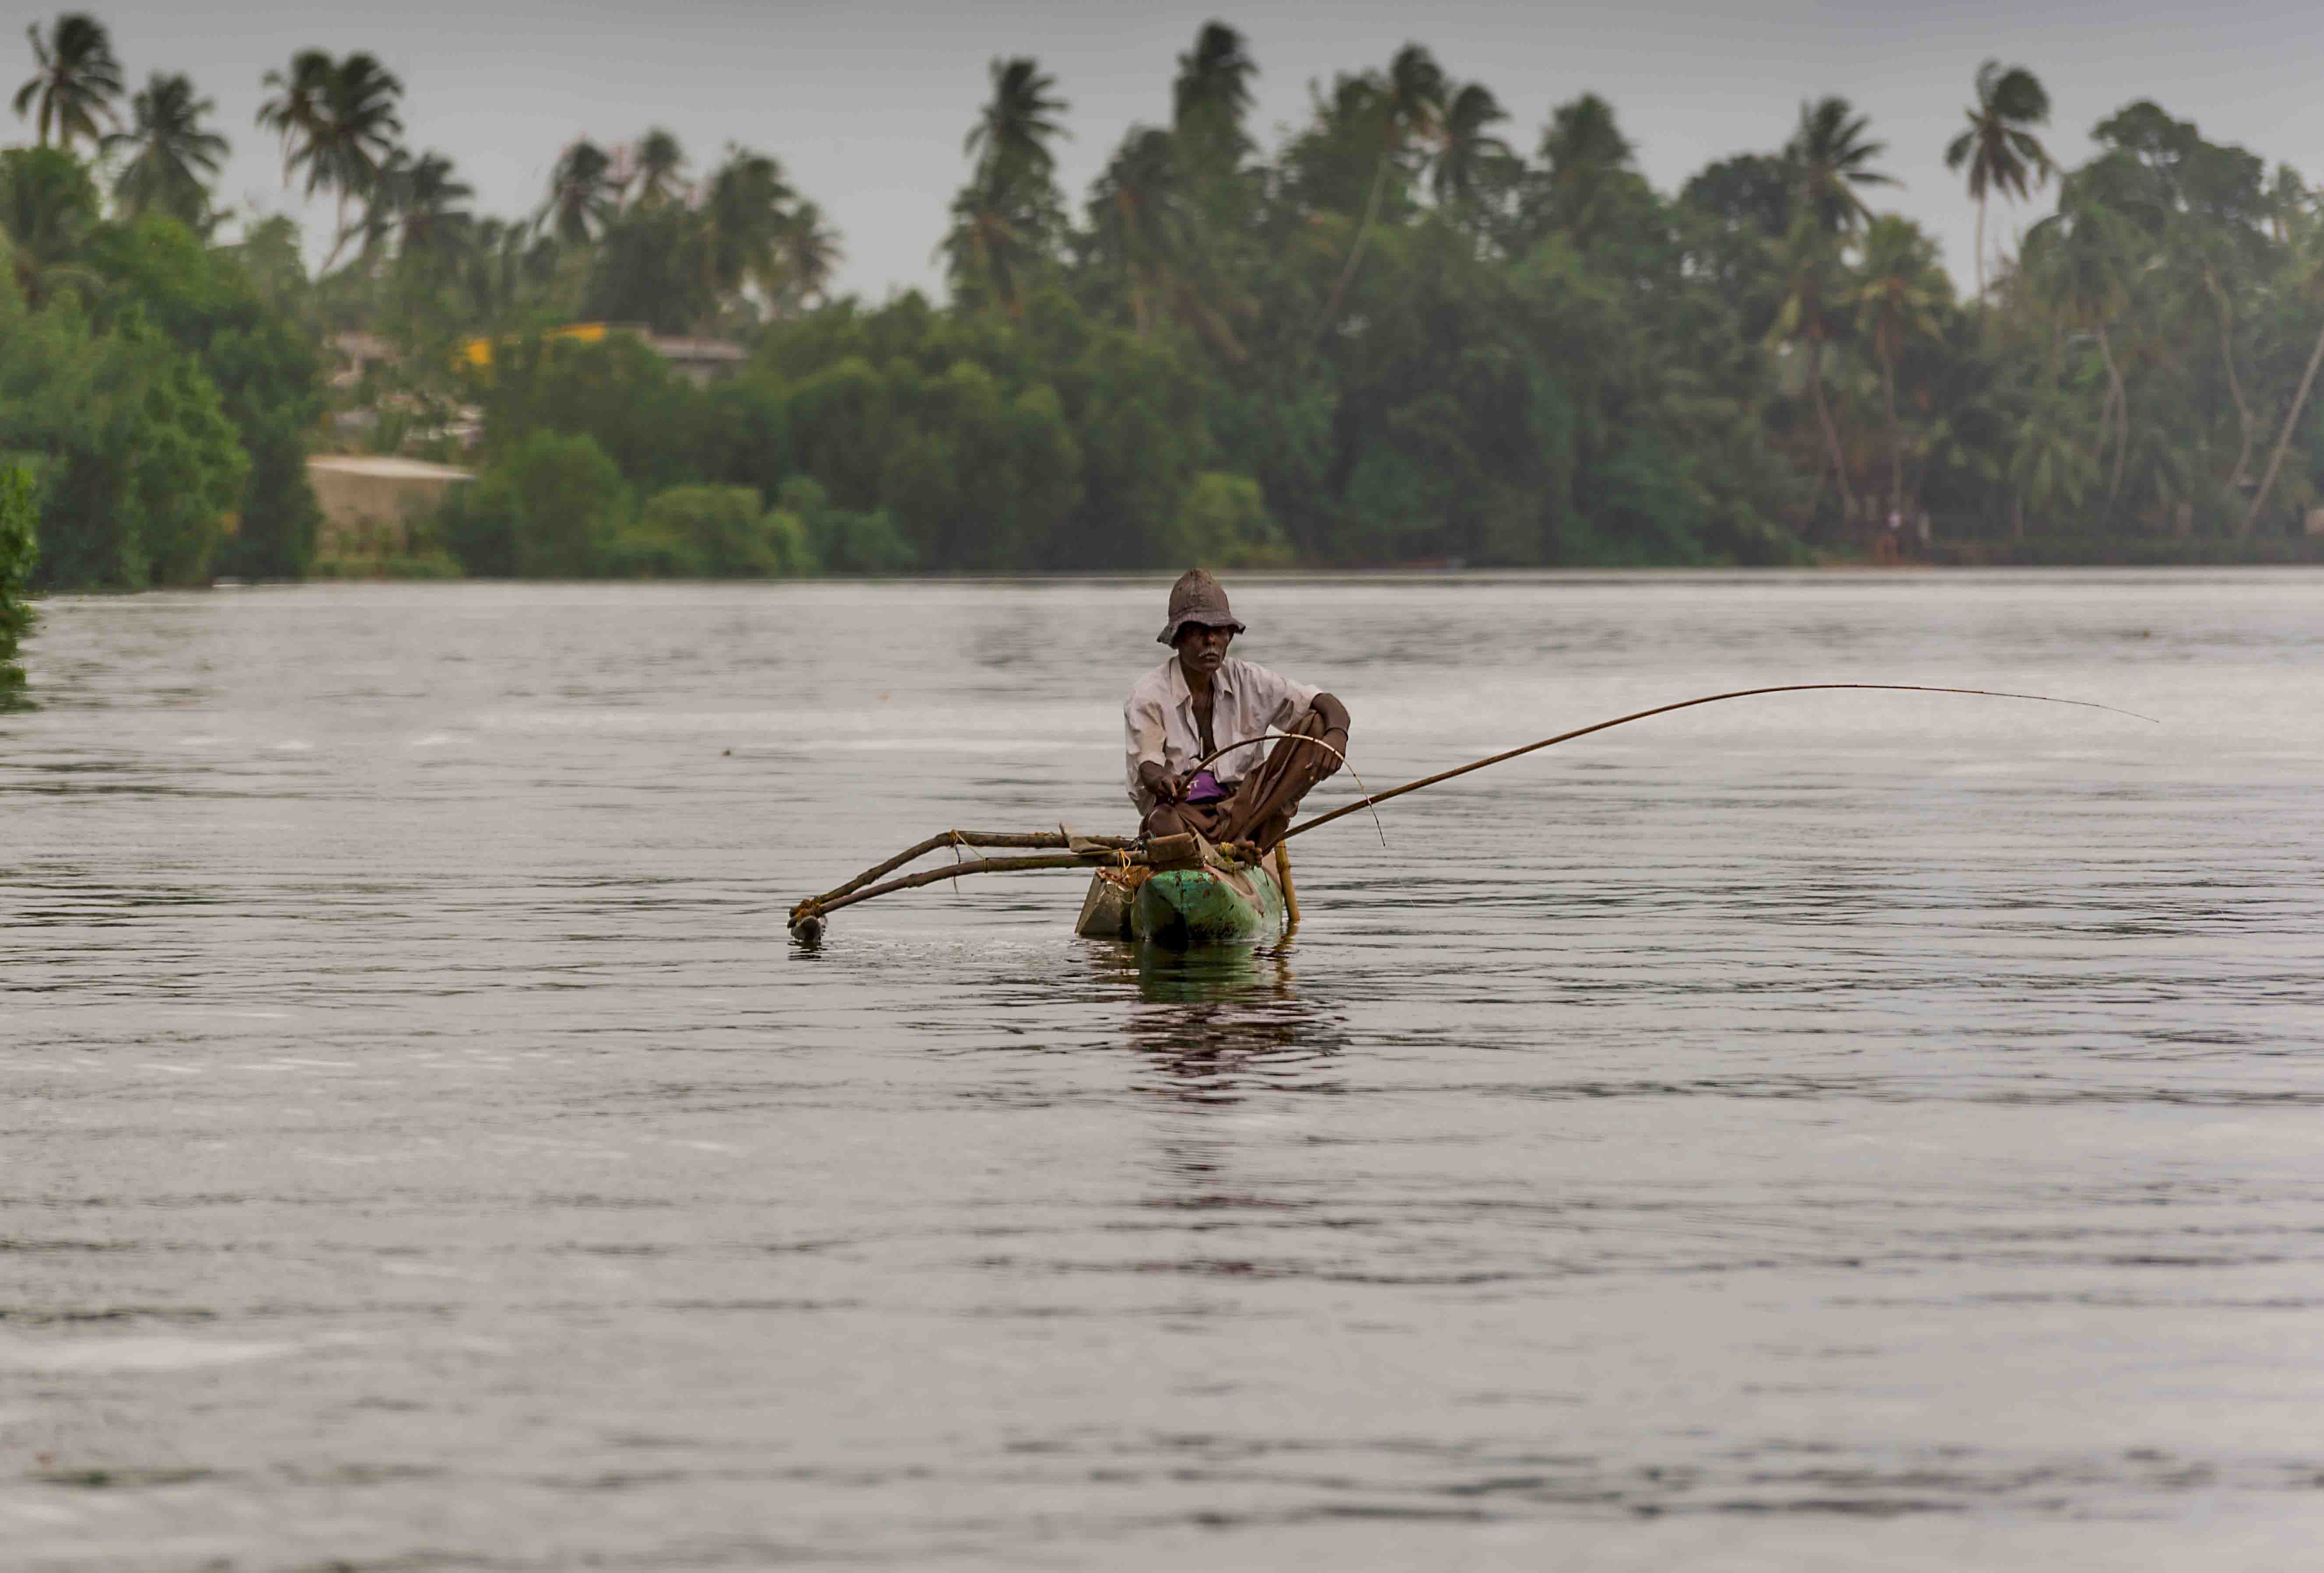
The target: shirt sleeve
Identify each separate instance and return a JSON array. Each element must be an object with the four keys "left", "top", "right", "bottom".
[
  {"left": 1253, "top": 663, "right": 1321, "bottom": 730},
  {"left": 1125, "top": 687, "right": 1168, "bottom": 809}
]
